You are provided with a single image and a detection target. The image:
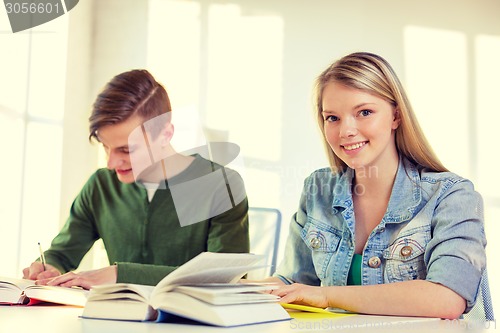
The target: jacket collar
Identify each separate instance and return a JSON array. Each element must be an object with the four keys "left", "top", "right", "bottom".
[{"left": 331, "top": 157, "right": 422, "bottom": 224}]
